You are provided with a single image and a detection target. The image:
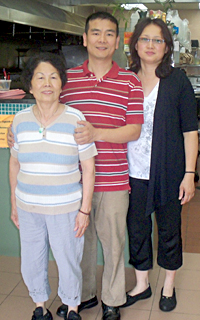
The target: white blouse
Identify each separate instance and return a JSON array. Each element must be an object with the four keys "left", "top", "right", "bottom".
[{"left": 128, "top": 81, "right": 159, "bottom": 180}]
